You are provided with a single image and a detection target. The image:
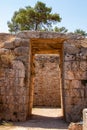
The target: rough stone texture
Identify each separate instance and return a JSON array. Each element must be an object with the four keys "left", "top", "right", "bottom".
[
  {"left": 64, "top": 40, "right": 87, "bottom": 122},
  {"left": 33, "top": 54, "right": 61, "bottom": 107},
  {"left": 0, "top": 33, "right": 15, "bottom": 45},
  {"left": 0, "top": 31, "right": 87, "bottom": 122},
  {"left": 68, "top": 122, "right": 82, "bottom": 130},
  {"left": 0, "top": 60, "right": 27, "bottom": 121}
]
